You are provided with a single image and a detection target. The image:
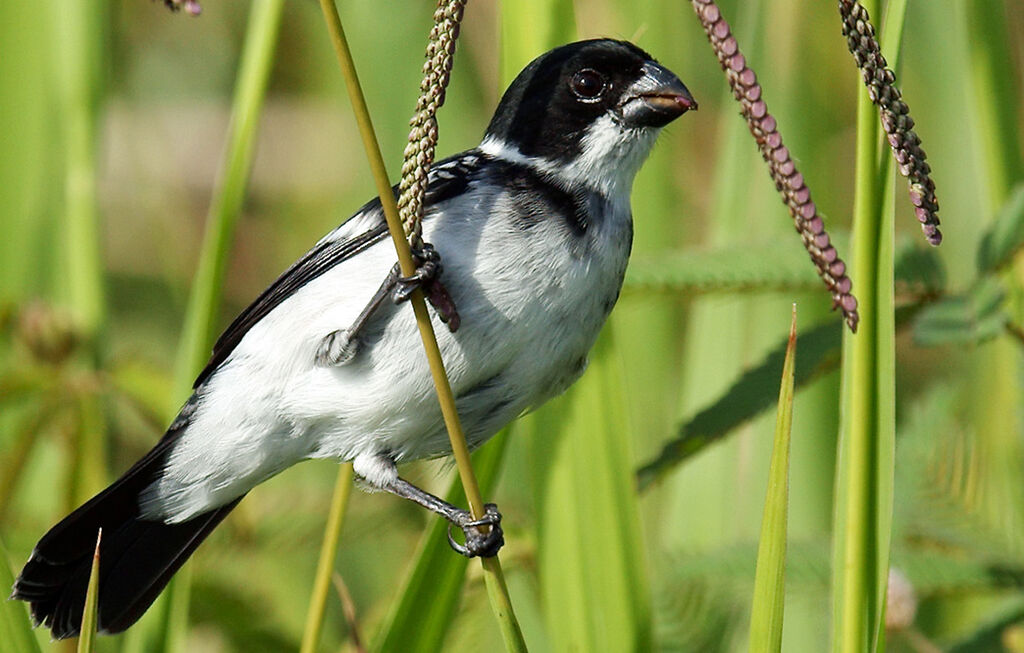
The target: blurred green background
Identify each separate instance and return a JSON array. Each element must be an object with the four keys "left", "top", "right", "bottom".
[{"left": 1, "top": 0, "right": 1023, "bottom": 651}]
